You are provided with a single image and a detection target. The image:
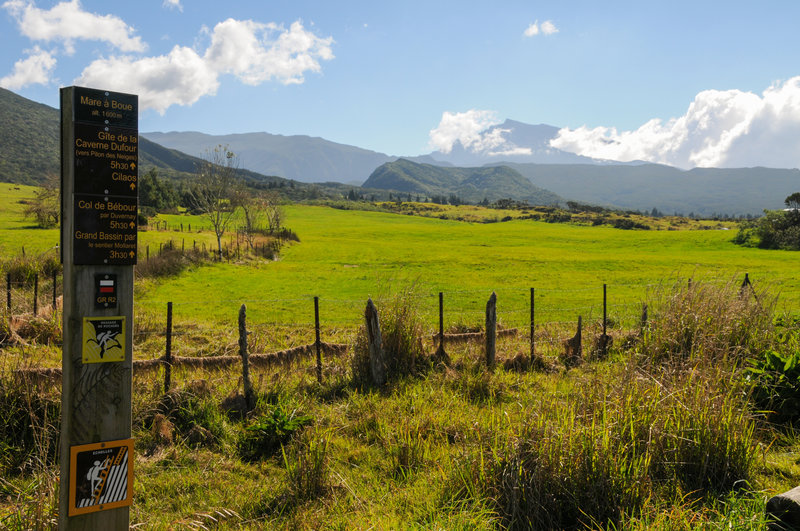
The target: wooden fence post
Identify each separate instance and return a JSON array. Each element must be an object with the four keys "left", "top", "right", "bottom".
[
  {"left": 435, "top": 292, "right": 448, "bottom": 362},
  {"left": 314, "top": 296, "right": 322, "bottom": 384},
  {"left": 597, "top": 284, "right": 611, "bottom": 360},
  {"left": 485, "top": 292, "right": 497, "bottom": 370},
  {"left": 239, "top": 304, "right": 255, "bottom": 410},
  {"left": 52, "top": 270, "right": 57, "bottom": 310},
  {"left": 365, "top": 298, "right": 386, "bottom": 386},
  {"left": 563, "top": 316, "right": 583, "bottom": 369},
  {"left": 164, "top": 302, "right": 173, "bottom": 393},
  {"left": 6, "top": 273, "right": 10, "bottom": 313},
  {"left": 530, "top": 287, "right": 535, "bottom": 363},
  {"left": 33, "top": 273, "right": 38, "bottom": 316}
]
